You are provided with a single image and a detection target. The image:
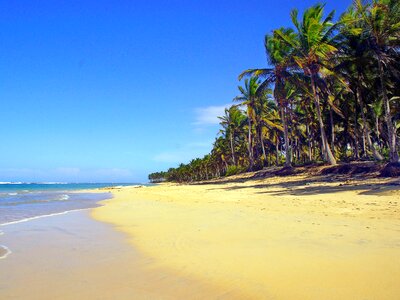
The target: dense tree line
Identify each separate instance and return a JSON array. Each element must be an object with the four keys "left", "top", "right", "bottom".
[{"left": 149, "top": 0, "right": 399, "bottom": 183}]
